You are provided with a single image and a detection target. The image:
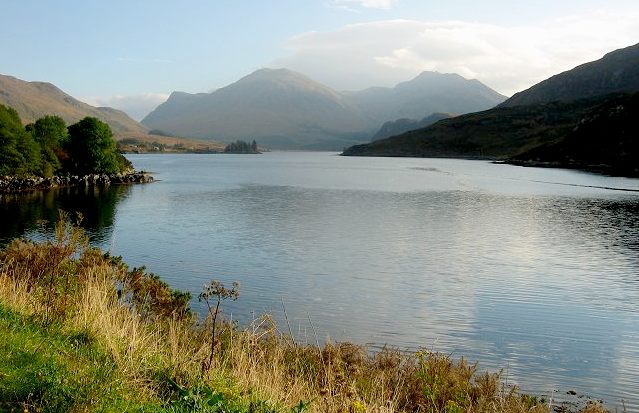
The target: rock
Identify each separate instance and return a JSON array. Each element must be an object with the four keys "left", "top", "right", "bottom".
[{"left": 0, "top": 171, "right": 154, "bottom": 193}]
